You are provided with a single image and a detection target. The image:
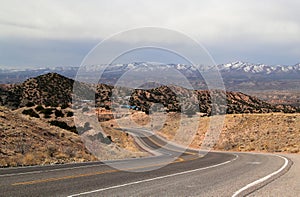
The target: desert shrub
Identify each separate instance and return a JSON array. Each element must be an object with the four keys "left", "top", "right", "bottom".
[
  {"left": 25, "top": 102, "right": 35, "bottom": 107},
  {"left": 144, "top": 109, "right": 150, "bottom": 115},
  {"left": 184, "top": 107, "right": 197, "bottom": 117},
  {"left": 51, "top": 103, "right": 59, "bottom": 107},
  {"left": 66, "top": 111, "right": 74, "bottom": 117},
  {"left": 35, "top": 105, "right": 44, "bottom": 111},
  {"left": 88, "top": 132, "right": 112, "bottom": 145},
  {"left": 22, "top": 153, "right": 35, "bottom": 166},
  {"left": 96, "top": 132, "right": 104, "bottom": 140},
  {"left": 22, "top": 109, "right": 39, "bottom": 118},
  {"left": 95, "top": 133, "right": 112, "bottom": 144},
  {"left": 106, "top": 135, "right": 112, "bottom": 141},
  {"left": 82, "top": 106, "right": 89, "bottom": 112},
  {"left": 44, "top": 114, "right": 51, "bottom": 119},
  {"left": 61, "top": 103, "right": 69, "bottom": 109},
  {"left": 77, "top": 122, "right": 92, "bottom": 134},
  {"left": 76, "top": 126, "right": 84, "bottom": 134},
  {"left": 49, "top": 120, "right": 77, "bottom": 134},
  {"left": 102, "top": 136, "right": 112, "bottom": 144},
  {"left": 44, "top": 101, "right": 59, "bottom": 107},
  {"left": 47, "top": 145, "right": 57, "bottom": 157},
  {"left": 83, "top": 122, "right": 91, "bottom": 130},
  {"left": 65, "top": 147, "right": 75, "bottom": 157},
  {"left": 40, "top": 108, "right": 54, "bottom": 115},
  {"left": 55, "top": 109, "right": 64, "bottom": 118}
]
